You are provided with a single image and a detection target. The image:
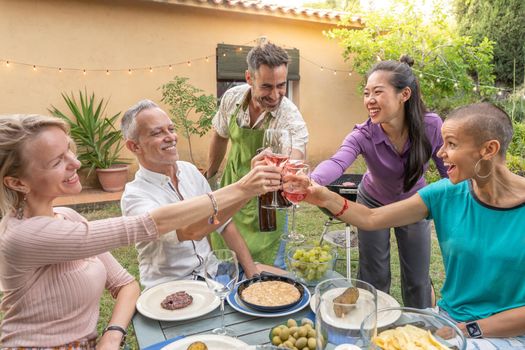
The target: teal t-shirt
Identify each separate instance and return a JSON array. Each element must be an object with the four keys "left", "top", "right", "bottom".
[{"left": 418, "top": 178, "right": 525, "bottom": 321}]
